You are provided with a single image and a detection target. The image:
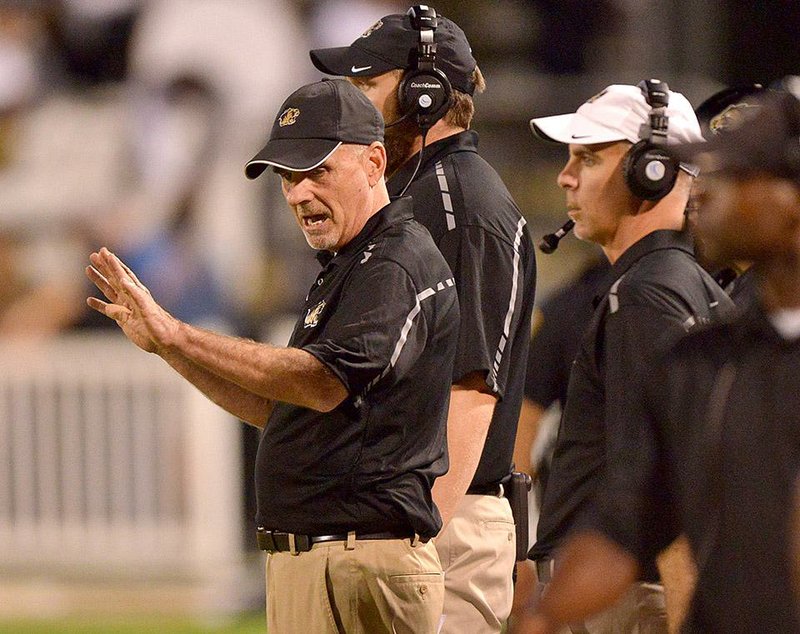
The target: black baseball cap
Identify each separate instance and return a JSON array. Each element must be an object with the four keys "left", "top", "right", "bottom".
[
  {"left": 694, "top": 84, "right": 766, "bottom": 137},
  {"left": 309, "top": 12, "right": 477, "bottom": 95},
  {"left": 245, "top": 78, "right": 384, "bottom": 179},
  {"left": 676, "top": 90, "right": 800, "bottom": 183}
]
